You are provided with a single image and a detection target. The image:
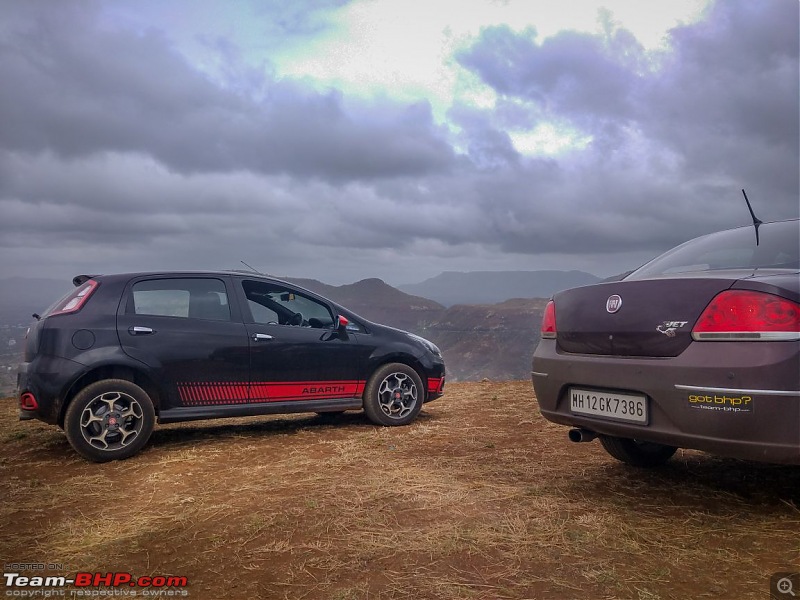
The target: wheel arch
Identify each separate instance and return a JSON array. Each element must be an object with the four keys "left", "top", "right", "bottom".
[
  {"left": 59, "top": 365, "right": 163, "bottom": 427},
  {"left": 365, "top": 353, "right": 430, "bottom": 400}
]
